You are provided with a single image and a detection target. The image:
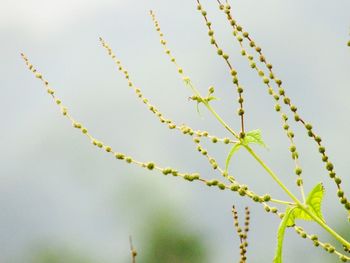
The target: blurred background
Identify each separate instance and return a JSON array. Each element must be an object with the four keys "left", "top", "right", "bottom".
[{"left": 1, "top": 0, "right": 350, "bottom": 262}]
